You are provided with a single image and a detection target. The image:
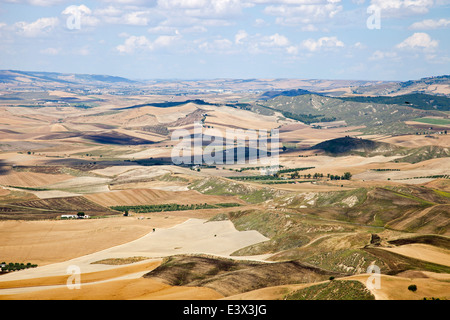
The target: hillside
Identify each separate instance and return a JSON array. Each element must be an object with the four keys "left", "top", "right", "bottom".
[
  {"left": 350, "top": 75, "right": 450, "bottom": 96},
  {"left": 310, "top": 136, "right": 397, "bottom": 155},
  {"left": 258, "top": 94, "right": 441, "bottom": 134},
  {"left": 144, "top": 254, "right": 341, "bottom": 297},
  {"left": 338, "top": 93, "right": 450, "bottom": 111},
  {"left": 259, "top": 89, "right": 317, "bottom": 100}
]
